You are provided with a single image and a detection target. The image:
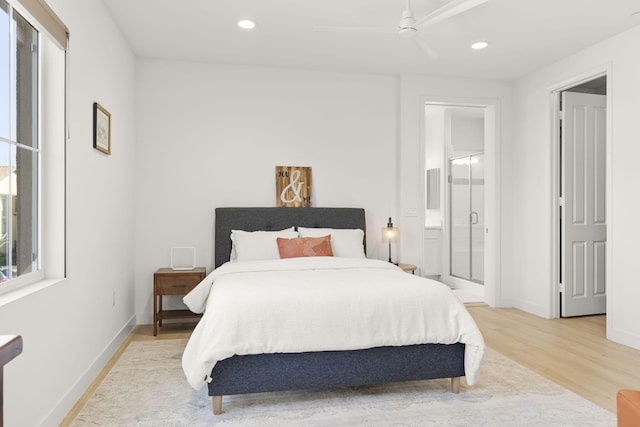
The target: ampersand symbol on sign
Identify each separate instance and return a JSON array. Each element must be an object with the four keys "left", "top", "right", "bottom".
[{"left": 280, "top": 169, "right": 305, "bottom": 203}]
